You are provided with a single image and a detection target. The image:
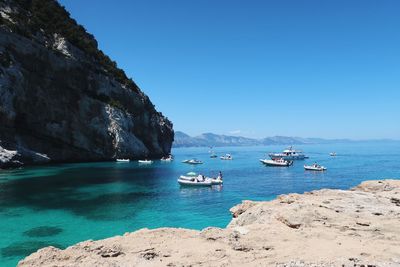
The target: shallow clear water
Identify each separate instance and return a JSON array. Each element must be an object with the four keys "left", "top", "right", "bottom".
[{"left": 0, "top": 142, "right": 399, "bottom": 266}]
